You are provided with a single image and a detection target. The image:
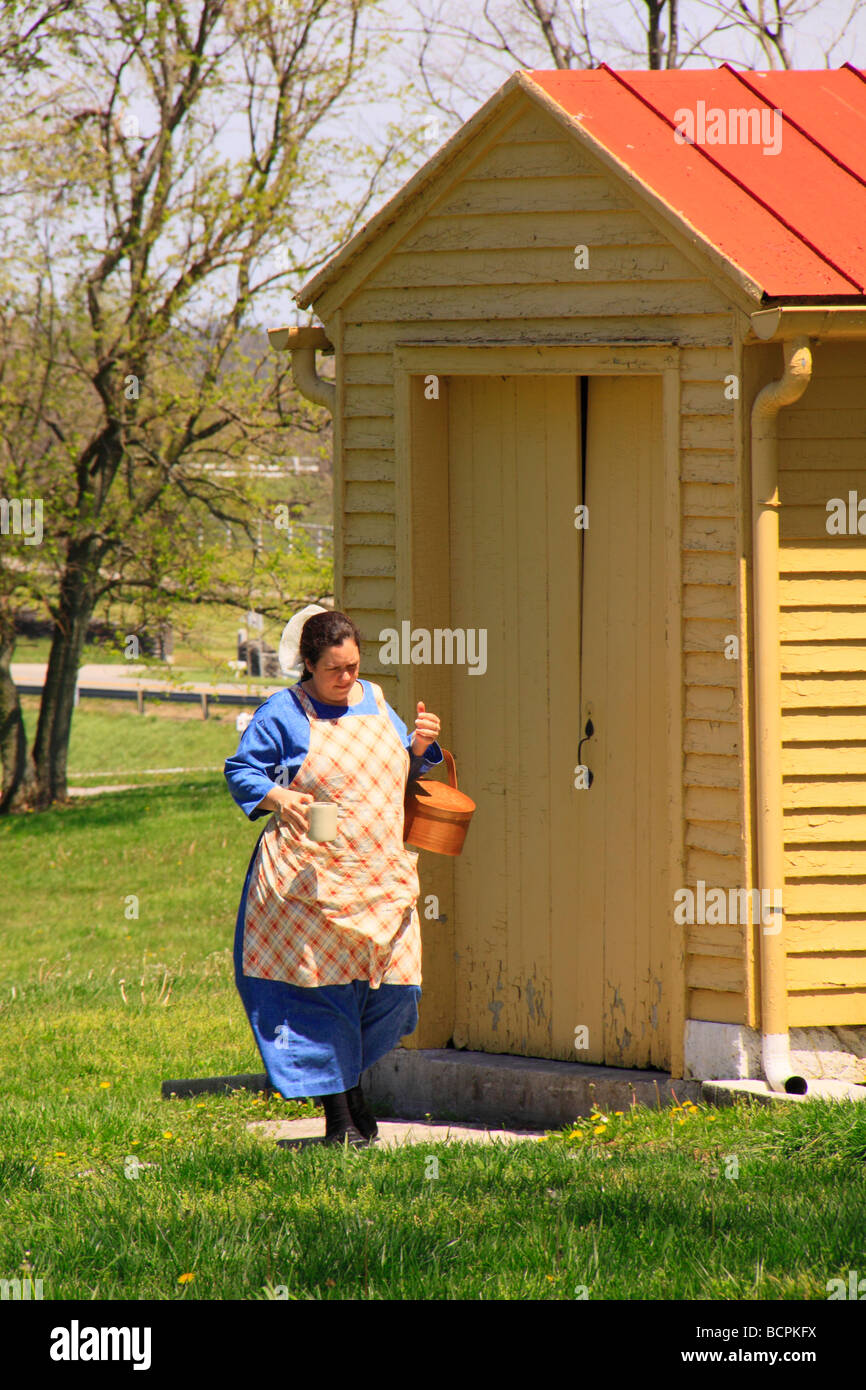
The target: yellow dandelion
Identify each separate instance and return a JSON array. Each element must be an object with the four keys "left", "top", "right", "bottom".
[
  {"left": 163, "top": 1131, "right": 173, "bottom": 1139},
  {"left": 614, "top": 1111, "right": 624, "bottom": 1116},
  {"left": 100, "top": 1082, "right": 111, "bottom": 1089},
  {"left": 130, "top": 1139, "right": 139, "bottom": 1145},
  {"left": 593, "top": 1125, "right": 606, "bottom": 1135},
  {"left": 546, "top": 1275, "right": 555, "bottom": 1281},
  {"left": 178, "top": 1272, "right": 195, "bottom": 1285},
  {"left": 54, "top": 1151, "right": 67, "bottom": 1157}
]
